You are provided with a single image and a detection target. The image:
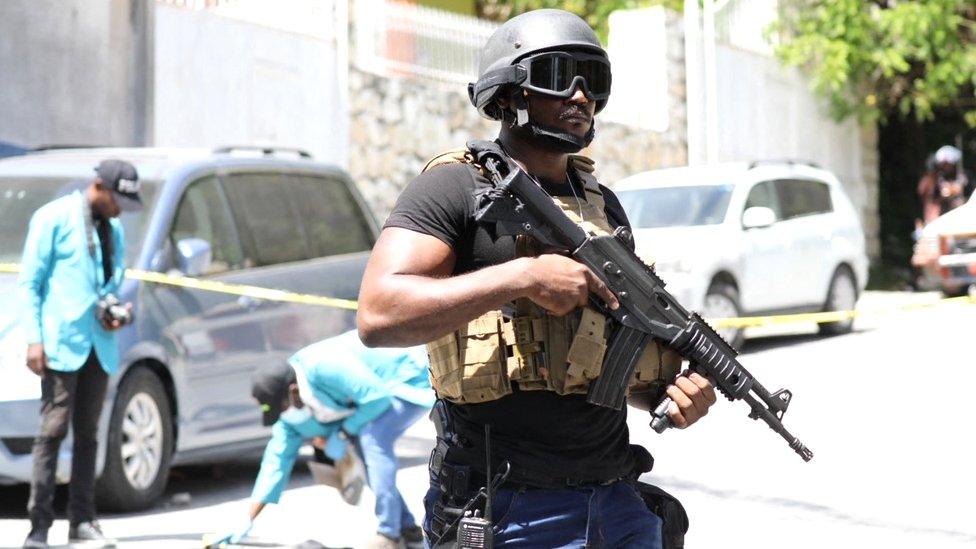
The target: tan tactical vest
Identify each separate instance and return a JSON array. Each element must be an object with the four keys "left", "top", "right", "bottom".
[{"left": 423, "top": 148, "right": 681, "bottom": 405}]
